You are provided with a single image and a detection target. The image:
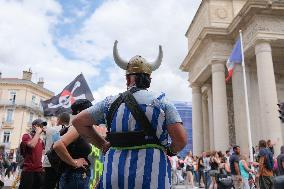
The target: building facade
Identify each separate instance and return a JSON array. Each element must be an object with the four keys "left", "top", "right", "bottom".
[
  {"left": 0, "top": 70, "right": 54, "bottom": 150},
  {"left": 180, "top": 0, "right": 284, "bottom": 155},
  {"left": 174, "top": 101, "right": 193, "bottom": 157}
]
